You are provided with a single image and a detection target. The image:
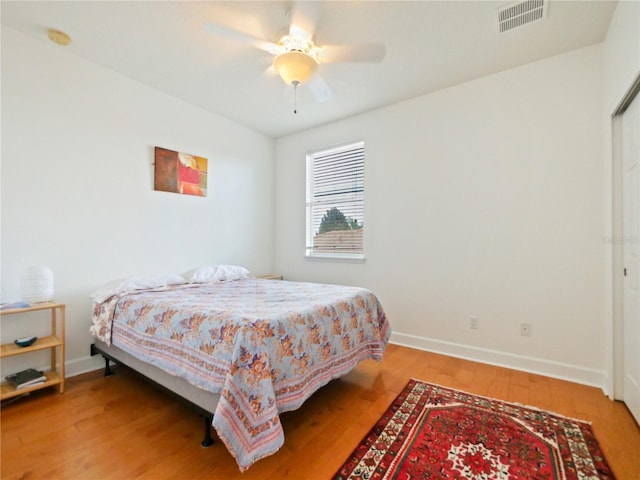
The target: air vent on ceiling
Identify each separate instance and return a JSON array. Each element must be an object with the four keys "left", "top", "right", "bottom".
[{"left": 498, "top": 0, "right": 547, "bottom": 33}]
